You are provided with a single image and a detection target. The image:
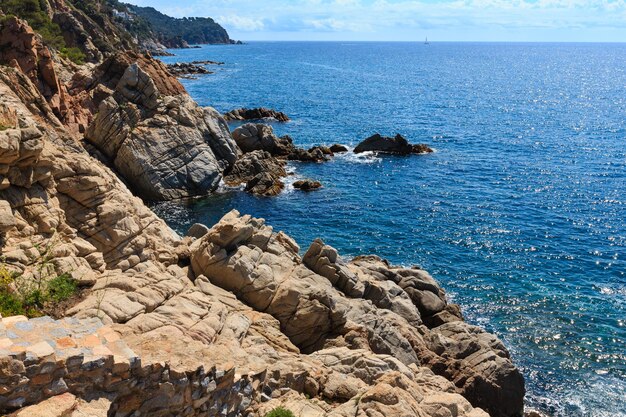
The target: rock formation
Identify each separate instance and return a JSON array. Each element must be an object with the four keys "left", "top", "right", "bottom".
[
  {"left": 354, "top": 133, "right": 434, "bottom": 155},
  {"left": 224, "top": 150, "right": 287, "bottom": 196},
  {"left": 0, "top": 16, "right": 91, "bottom": 135},
  {"left": 225, "top": 107, "right": 290, "bottom": 122},
  {"left": 293, "top": 179, "right": 322, "bottom": 191},
  {"left": 232, "top": 123, "right": 329, "bottom": 162},
  {"left": 84, "top": 56, "right": 238, "bottom": 201},
  {"left": 167, "top": 62, "right": 214, "bottom": 78},
  {"left": 330, "top": 144, "right": 349, "bottom": 153}
]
